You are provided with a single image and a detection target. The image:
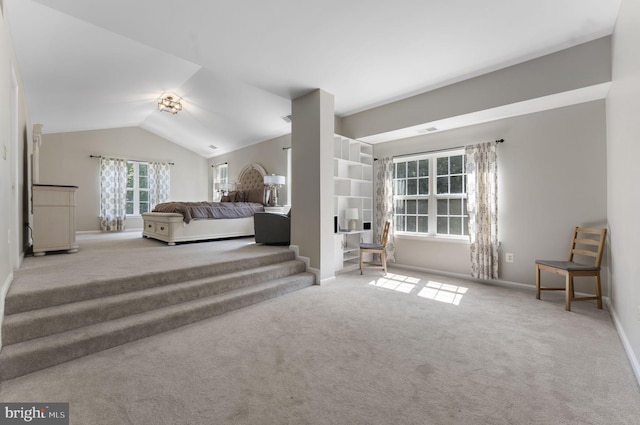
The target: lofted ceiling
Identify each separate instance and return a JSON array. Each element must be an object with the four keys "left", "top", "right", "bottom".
[{"left": 5, "top": 0, "right": 621, "bottom": 158}]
